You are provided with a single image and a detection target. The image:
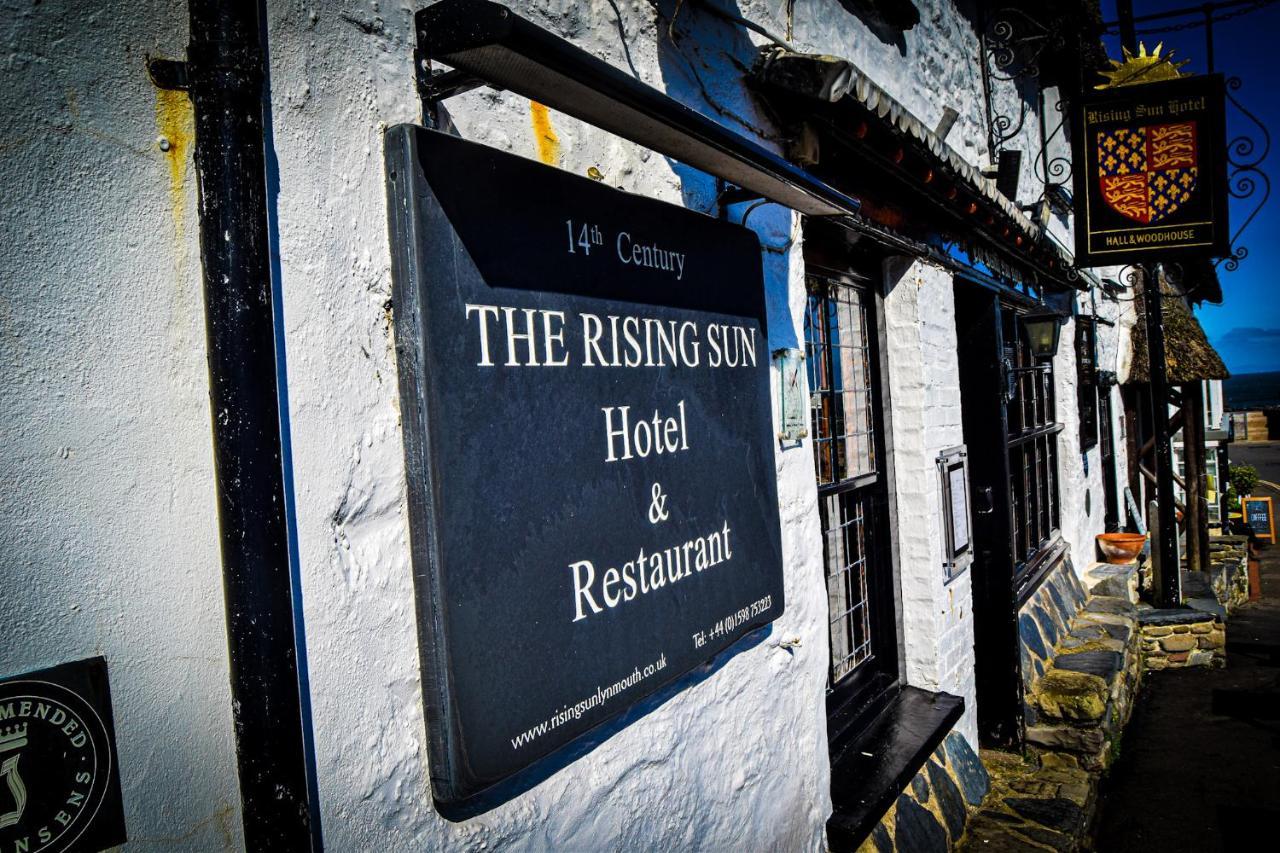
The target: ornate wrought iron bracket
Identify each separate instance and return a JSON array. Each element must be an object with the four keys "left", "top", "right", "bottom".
[
  {"left": 1218, "top": 76, "right": 1271, "bottom": 272},
  {"left": 1116, "top": 262, "right": 1187, "bottom": 297},
  {"left": 1034, "top": 93, "right": 1072, "bottom": 199},
  {"left": 979, "top": 7, "right": 1057, "bottom": 160},
  {"left": 979, "top": 6, "right": 1076, "bottom": 220}
]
